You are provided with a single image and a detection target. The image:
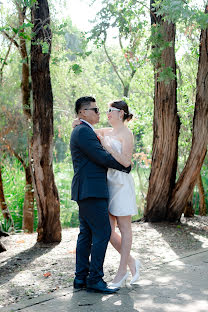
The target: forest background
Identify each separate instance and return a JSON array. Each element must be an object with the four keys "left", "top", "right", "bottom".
[{"left": 0, "top": 0, "right": 207, "bottom": 239}]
